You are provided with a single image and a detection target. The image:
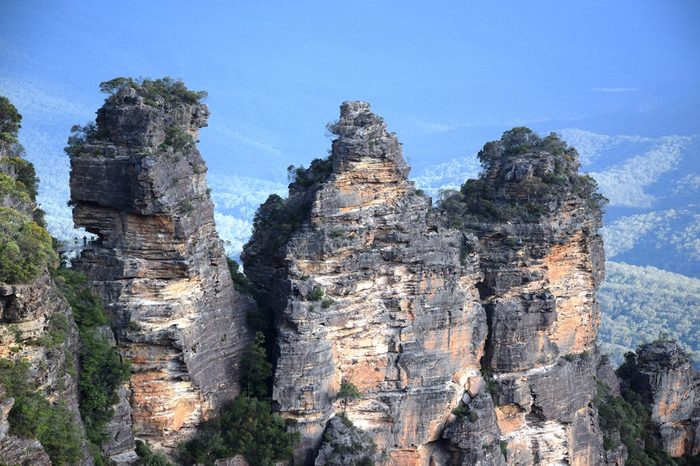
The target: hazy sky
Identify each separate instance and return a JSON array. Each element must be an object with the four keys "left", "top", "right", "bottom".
[{"left": 2, "top": 0, "right": 699, "bottom": 177}]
